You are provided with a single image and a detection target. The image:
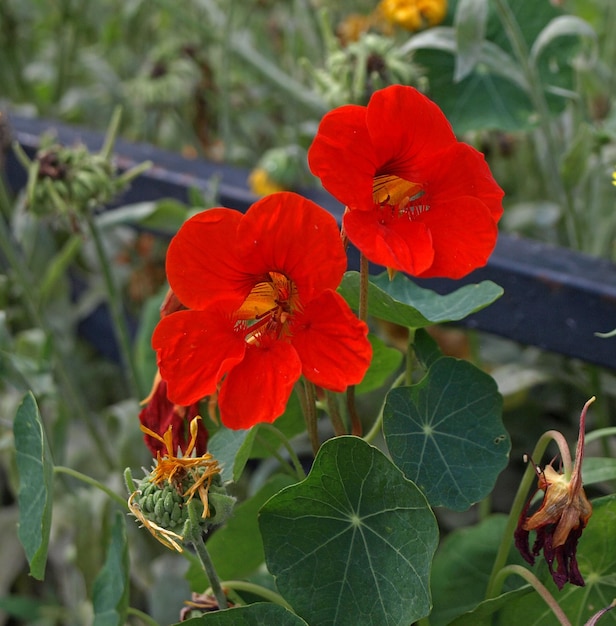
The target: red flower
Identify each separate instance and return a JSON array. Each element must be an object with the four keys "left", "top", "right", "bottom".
[
  {"left": 152, "top": 192, "right": 372, "bottom": 429},
  {"left": 139, "top": 373, "right": 207, "bottom": 456},
  {"left": 307, "top": 85, "right": 504, "bottom": 278}
]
